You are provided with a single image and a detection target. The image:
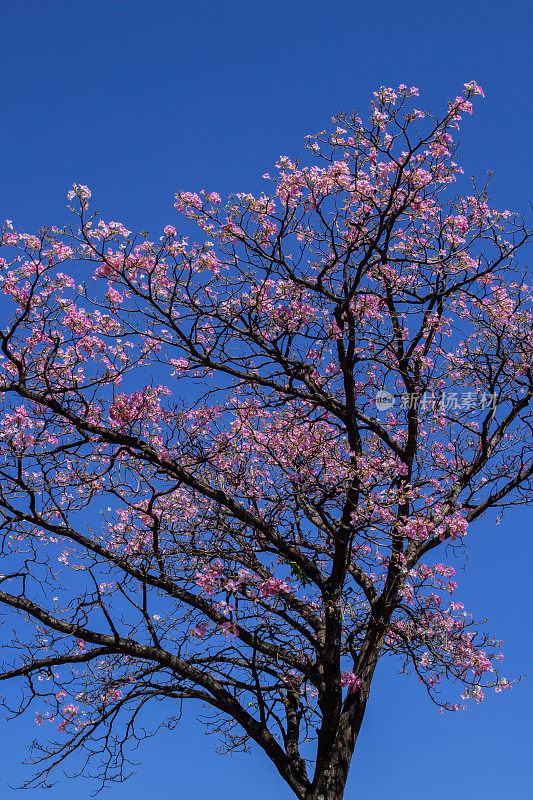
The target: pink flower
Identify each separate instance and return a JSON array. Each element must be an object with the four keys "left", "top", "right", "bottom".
[
  {"left": 471, "top": 686, "right": 485, "bottom": 704},
  {"left": 258, "top": 577, "right": 291, "bottom": 598},
  {"left": 463, "top": 80, "right": 485, "bottom": 97},
  {"left": 190, "top": 622, "right": 210, "bottom": 638},
  {"left": 341, "top": 672, "right": 362, "bottom": 692},
  {"left": 57, "top": 703, "right": 79, "bottom": 731},
  {"left": 100, "top": 689, "right": 123, "bottom": 705},
  {"left": 218, "top": 621, "right": 238, "bottom": 637},
  {"left": 174, "top": 191, "right": 202, "bottom": 215},
  {"left": 67, "top": 183, "right": 91, "bottom": 201}
]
